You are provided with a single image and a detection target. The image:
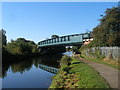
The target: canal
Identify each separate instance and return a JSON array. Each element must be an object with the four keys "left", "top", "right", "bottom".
[{"left": 1, "top": 51, "right": 72, "bottom": 88}]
